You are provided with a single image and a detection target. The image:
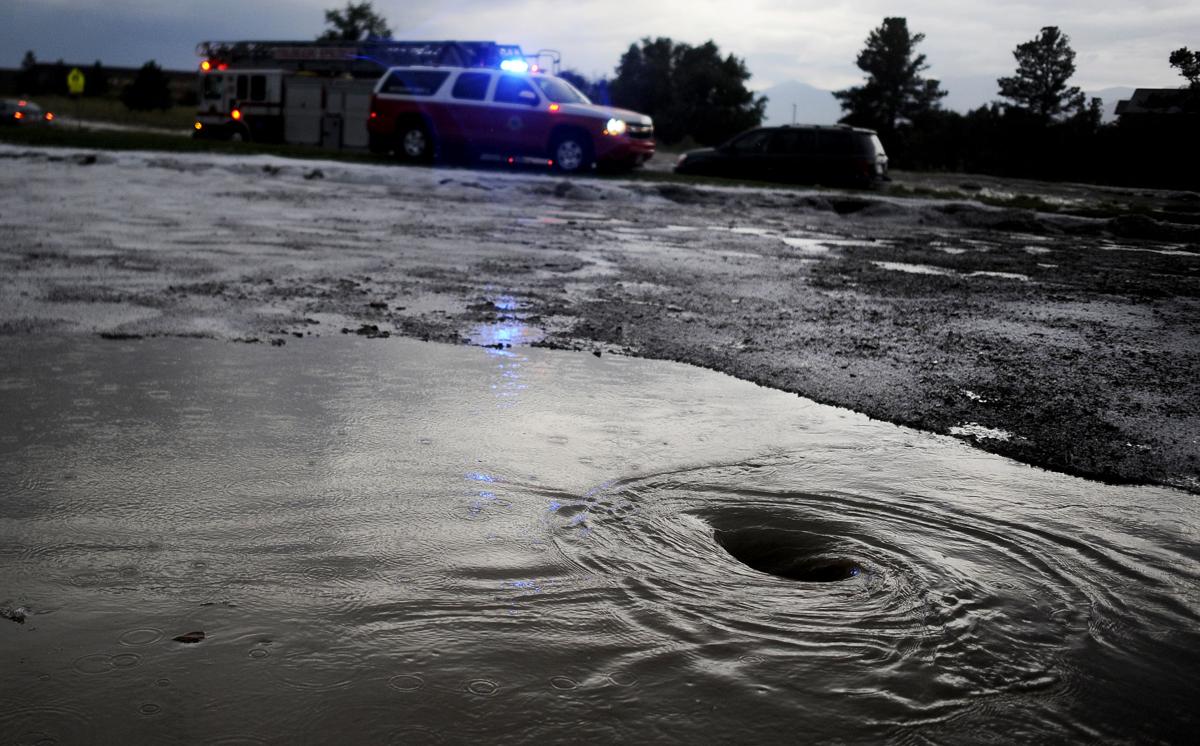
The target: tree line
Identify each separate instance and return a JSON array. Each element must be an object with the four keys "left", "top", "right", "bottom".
[
  {"left": 16, "top": 52, "right": 184, "bottom": 111},
  {"left": 11, "top": 0, "right": 1195, "bottom": 186},
  {"left": 827, "top": 18, "right": 1197, "bottom": 186}
]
